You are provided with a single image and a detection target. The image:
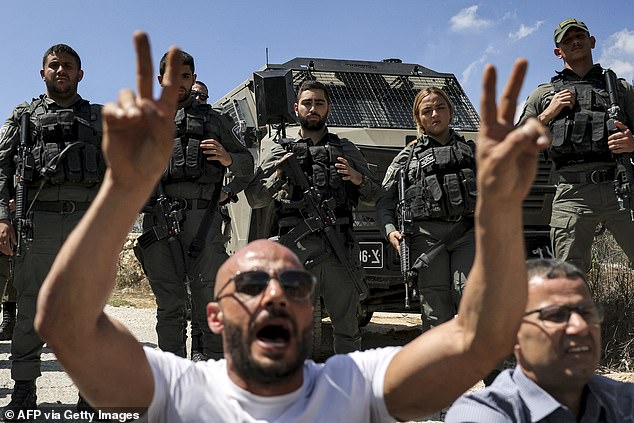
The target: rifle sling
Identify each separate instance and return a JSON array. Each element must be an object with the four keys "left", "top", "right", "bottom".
[{"left": 411, "top": 219, "right": 474, "bottom": 272}]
